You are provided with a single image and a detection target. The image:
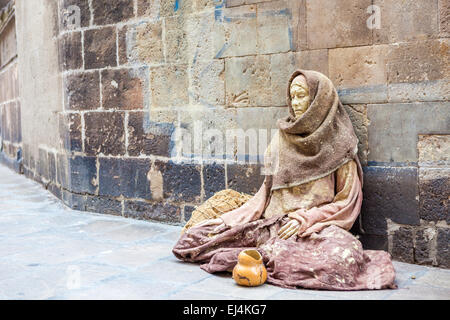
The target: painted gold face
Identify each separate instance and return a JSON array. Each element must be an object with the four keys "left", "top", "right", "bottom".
[{"left": 290, "top": 75, "right": 310, "bottom": 118}]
